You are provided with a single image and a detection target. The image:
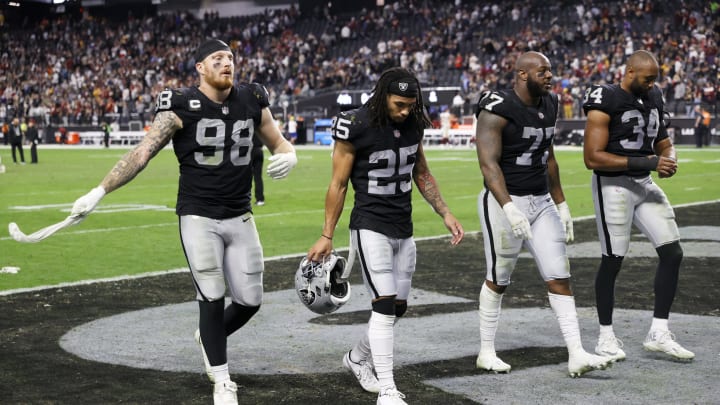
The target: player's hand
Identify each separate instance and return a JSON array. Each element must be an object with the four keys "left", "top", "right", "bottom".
[
  {"left": 266, "top": 152, "right": 297, "bottom": 179},
  {"left": 657, "top": 156, "right": 677, "bottom": 178},
  {"left": 307, "top": 236, "right": 333, "bottom": 263},
  {"left": 502, "top": 201, "right": 532, "bottom": 240},
  {"left": 556, "top": 201, "right": 574, "bottom": 243},
  {"left": 70, "top": 186, "right": 106, "bottom": 217},
  {"left": 442, "top": 212, "right": 464, "bottom": 245}
]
